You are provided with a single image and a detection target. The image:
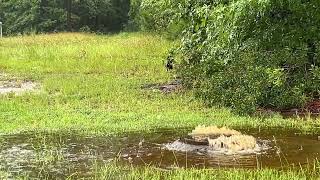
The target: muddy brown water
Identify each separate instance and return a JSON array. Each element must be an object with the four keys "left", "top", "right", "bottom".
[{"left": 0, "top": 129, "right": 320, "bottom": 178}]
